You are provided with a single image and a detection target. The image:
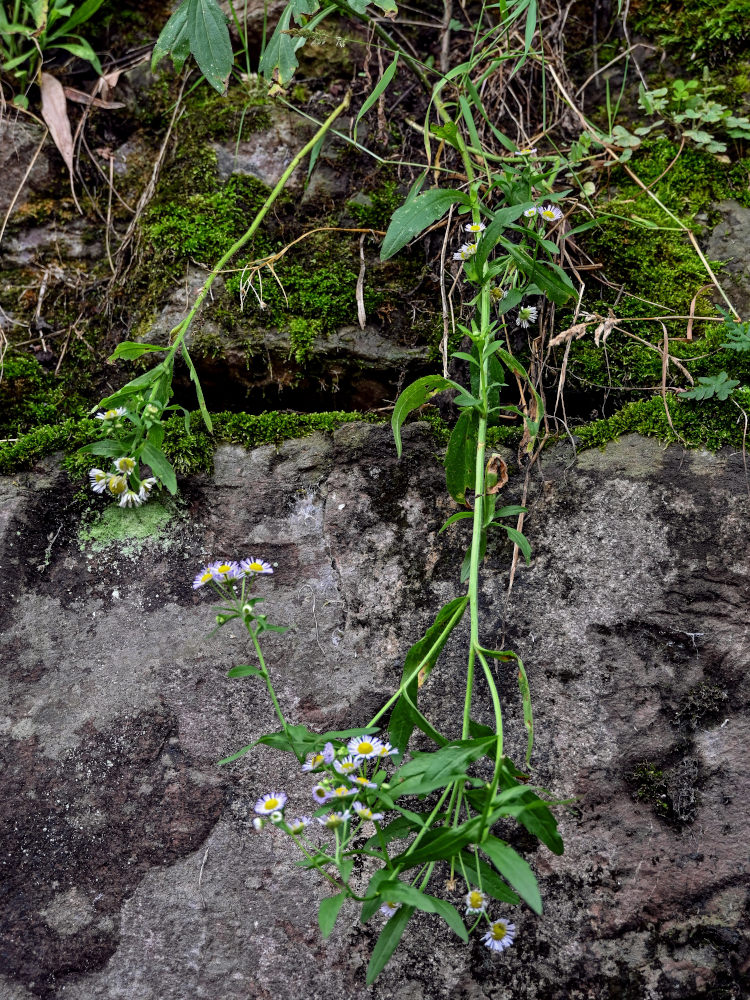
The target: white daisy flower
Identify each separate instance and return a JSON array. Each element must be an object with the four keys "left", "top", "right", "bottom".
[
  {"left": 192, "top": 564, "right": 217, "bottom": 590},
  {"left": 347, "top": 735, "right": 384, "bottom": 760},
  {"left": 311, "top": 783, "right": 332, "bottom": 804},
  {"left": 138, "top": 477, "right": 157, "bottom": 501},
  {"left": 465, "top": 889, "right": 489, "bottom": 914},
  {"left": 329, "top": 784, "right": 357, "bottom": 799},
  {"left": 523, "top": 207, "right": 538, "bottom": 218},
  {"left": 107, "top": 475, "right": 128, "bottom": 497},
  {"left": 517, "top": 305, "right": 538, "bottom": 329},
  {"left": 240, "top": 557, "right": 273, "bottom": 575},
  {"left": 482, "top": 919, "right": 516, "bottom": 952},
  {"left": 317, "top": 810, "right": 352, "bottom": 828},
  {"left": 302, "top": 752, "right": 328, "bottom": 773},
  {"left": 89, "top": 468, "right": 108, "bottom": 494},
  {"left": 453, "top": 247, "right": 471, "bottom": 261},
  {"left": 270, "top": 810, "right": 284, "bottom": 823},
  {"left": 518, "top": 146, "right": 537, "bottom": 155},
  {"left": 353, "top": 802, "right": 384, "bottom": 821},
  {"left": 113, "top": 456, "right": 136, "bottom": 474},
  {"left": 288, "top": 816, "right": 311, "bottom": 834},
  {"left": 119, "top": 490, "right": 143, "bottom": 508},
  {"left": 539, "top": 204, "right": 563, "bottom": 222},
  {"left": 95, "top": 407, "right": 126, "bottom": 421},
  {"left": 348, "top": 775, "right": 377, "bottom": 790},
  {"left": 464, "top": 222, "right": 486, "bottom": 233},
  {"left": 212, "top": 561, "right": 243, "bottom": 581},
  {"left": 380, "top": 901, "right": 400, "bottom": 917},
  {"left": 254, "top": 791, "right": 287, "bottom": 815},
  {"left": 376, "top": 741, "right": 398, "bottom": 758},
  {"left": 333, "top": 755, "right": 359, "bottom": 775}
]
